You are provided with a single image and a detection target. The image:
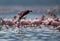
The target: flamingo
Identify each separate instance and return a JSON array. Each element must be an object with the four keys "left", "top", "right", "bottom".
[
  {"left": 17, "top": 10, "right": 32, "bottom": 21},
  {"left": 2, "top": 18, "right": 16, "bottom": 29},
  {"left": 31, "top": 15, "right": 45, "bottom": 28}
]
